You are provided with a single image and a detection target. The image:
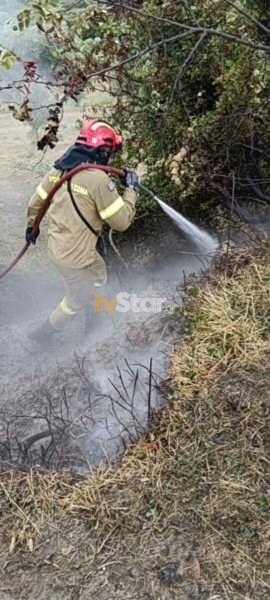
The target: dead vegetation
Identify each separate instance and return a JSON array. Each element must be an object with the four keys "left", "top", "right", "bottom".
[
  {"left": 0, "top": 244, "right": 270, "bottom": 599},
  {"left": 171, "top": 245, "right": 270, "bottom": 392}
]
